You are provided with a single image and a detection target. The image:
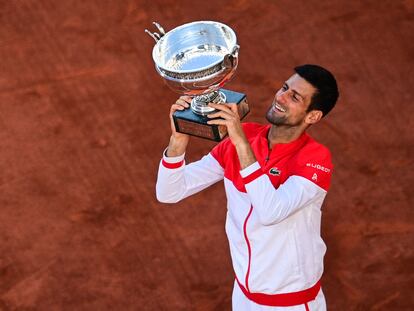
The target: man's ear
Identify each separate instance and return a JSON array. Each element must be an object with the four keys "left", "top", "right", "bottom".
[{"left": 305, "top": 110, "right": 323, "bottom": 125}]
